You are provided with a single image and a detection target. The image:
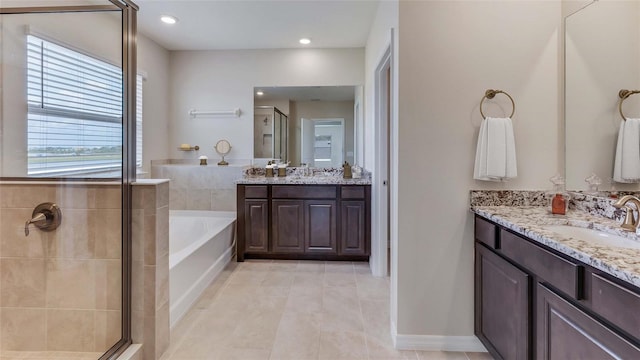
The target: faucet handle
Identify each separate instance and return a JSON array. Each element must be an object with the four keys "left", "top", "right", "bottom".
[{"left": 621, "top": 205, "right": 638, "bottom": 232}]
